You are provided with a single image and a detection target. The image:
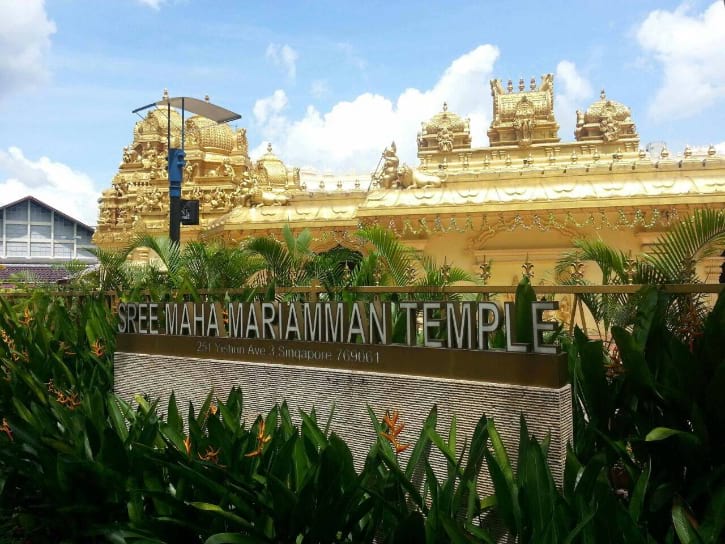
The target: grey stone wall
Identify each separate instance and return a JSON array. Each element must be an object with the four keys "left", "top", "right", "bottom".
[{"left": 115, "top": 352, "right": 572, "bottom": 492}]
